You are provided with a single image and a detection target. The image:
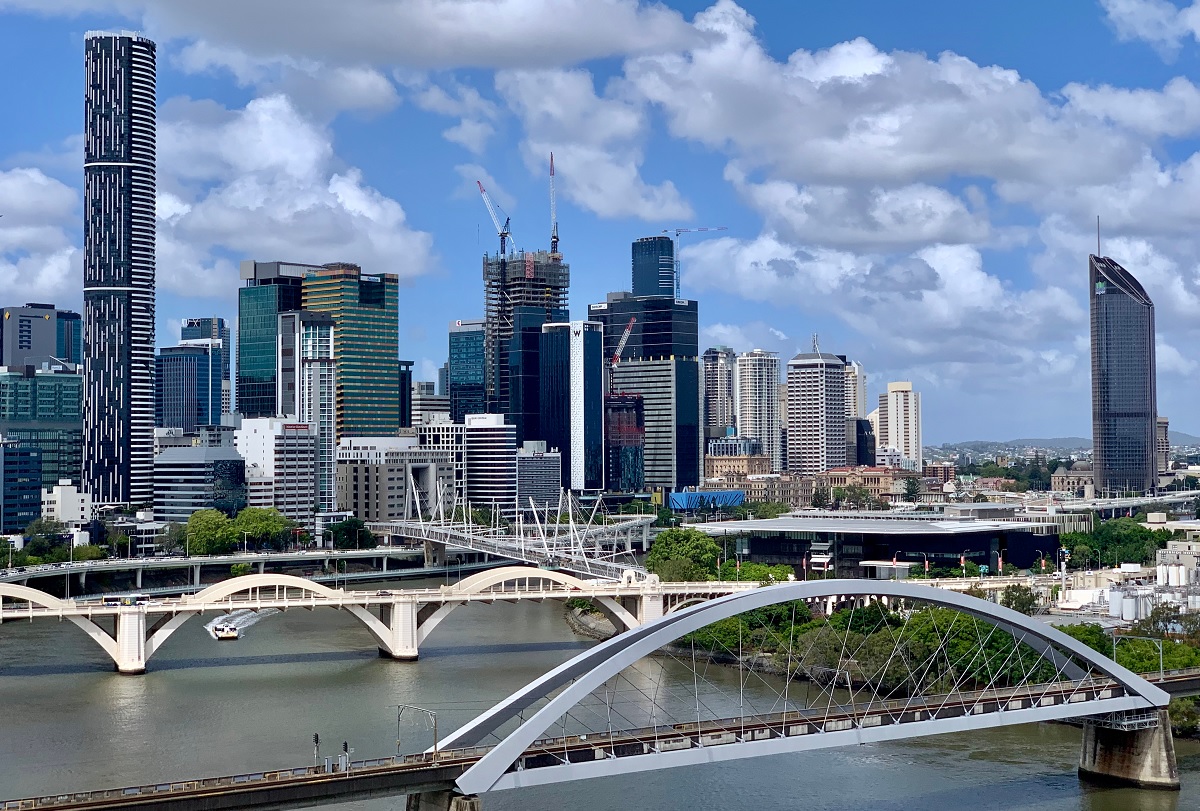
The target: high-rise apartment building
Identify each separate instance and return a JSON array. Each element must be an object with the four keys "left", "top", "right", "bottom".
[
  {"left": 1157, "top": 416, "right": 1170, "bottom": 475},
  {"left": 182, "top": 317, "right": 231, "bottom": 415},
  {"left": 844, "top": 360, "right": 867, "bottom": 420},
  {"left": 415, "top": 419, "right": 467, "bottom": 508},
  {"left": 589, "top": 292, "right": 700, "bottom": 490},
  {"left": 155, "top": 344, "right": 222, "bottom": 433},
  {"left": 448, "top": 319, "right": 486, "bottom": 423},
  {"left": 302, "top": 264, "right": 400, "bottom": 437},
  {"left": 605, "top": 393, "right": 645, "bottom": 493},
  {"left": 464, "top": 414, "right": 516, "bottom": 515},
  {"left": 277, "top": 310, "right": 336, "bottom": 513},
  {"left": 540, "top": 321, "right": 604, "bottom": 491},
  {"left": 335, "top": 437, "right": 452, "bottom": 522},
  {"left": 236, "top": 418, "right": 317, "bottom": 527},
  {"left": 631, "top": 235, "right": 675, "bottom": 298},
  {"left": 483, "top": 250, "right": 569, "bottom": 434},
  {"left": 786, "top": 352, "right": 846, "bottom": 475},
  {"left": 1, "top": 304, "right": 82, "bottom": 366},
  {"left": 238, "top": 261, "right": 316, "bottom": 417},
  {"left": 0, "top": 364, "right": 83, "bottom": 489},
  {"left": 736, "top": 349, "right": 781, "bottom": 472},
  {"left": 516, "top": 441, "right": 562, "bottom": 513},
  {"left": 702, "top": 346, "right": 736, "bottom": 438},
  {"left": 0, "top": 439, "right": 42, "bottom": 534},
  {"left": 1090, "top": 254, "right": 1157, "bottom": 496},
  {"left": 83, "top": 31, "right": 157, "bottom": 506},
  {"left": 876, "top": 381, "right": 923, "bottom": 470}
]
